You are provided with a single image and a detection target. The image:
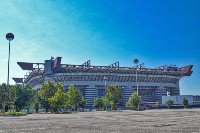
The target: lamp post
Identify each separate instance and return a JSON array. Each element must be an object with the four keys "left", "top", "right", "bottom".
[
  {"left": 134, "top": 59, "right": 139, "bottom": 110},
  {"left": 6, "top": 33, "right": 14, "bottom": 85},
  {"left": 133, "top": 59, "right": 139, "bottom": 95}
]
